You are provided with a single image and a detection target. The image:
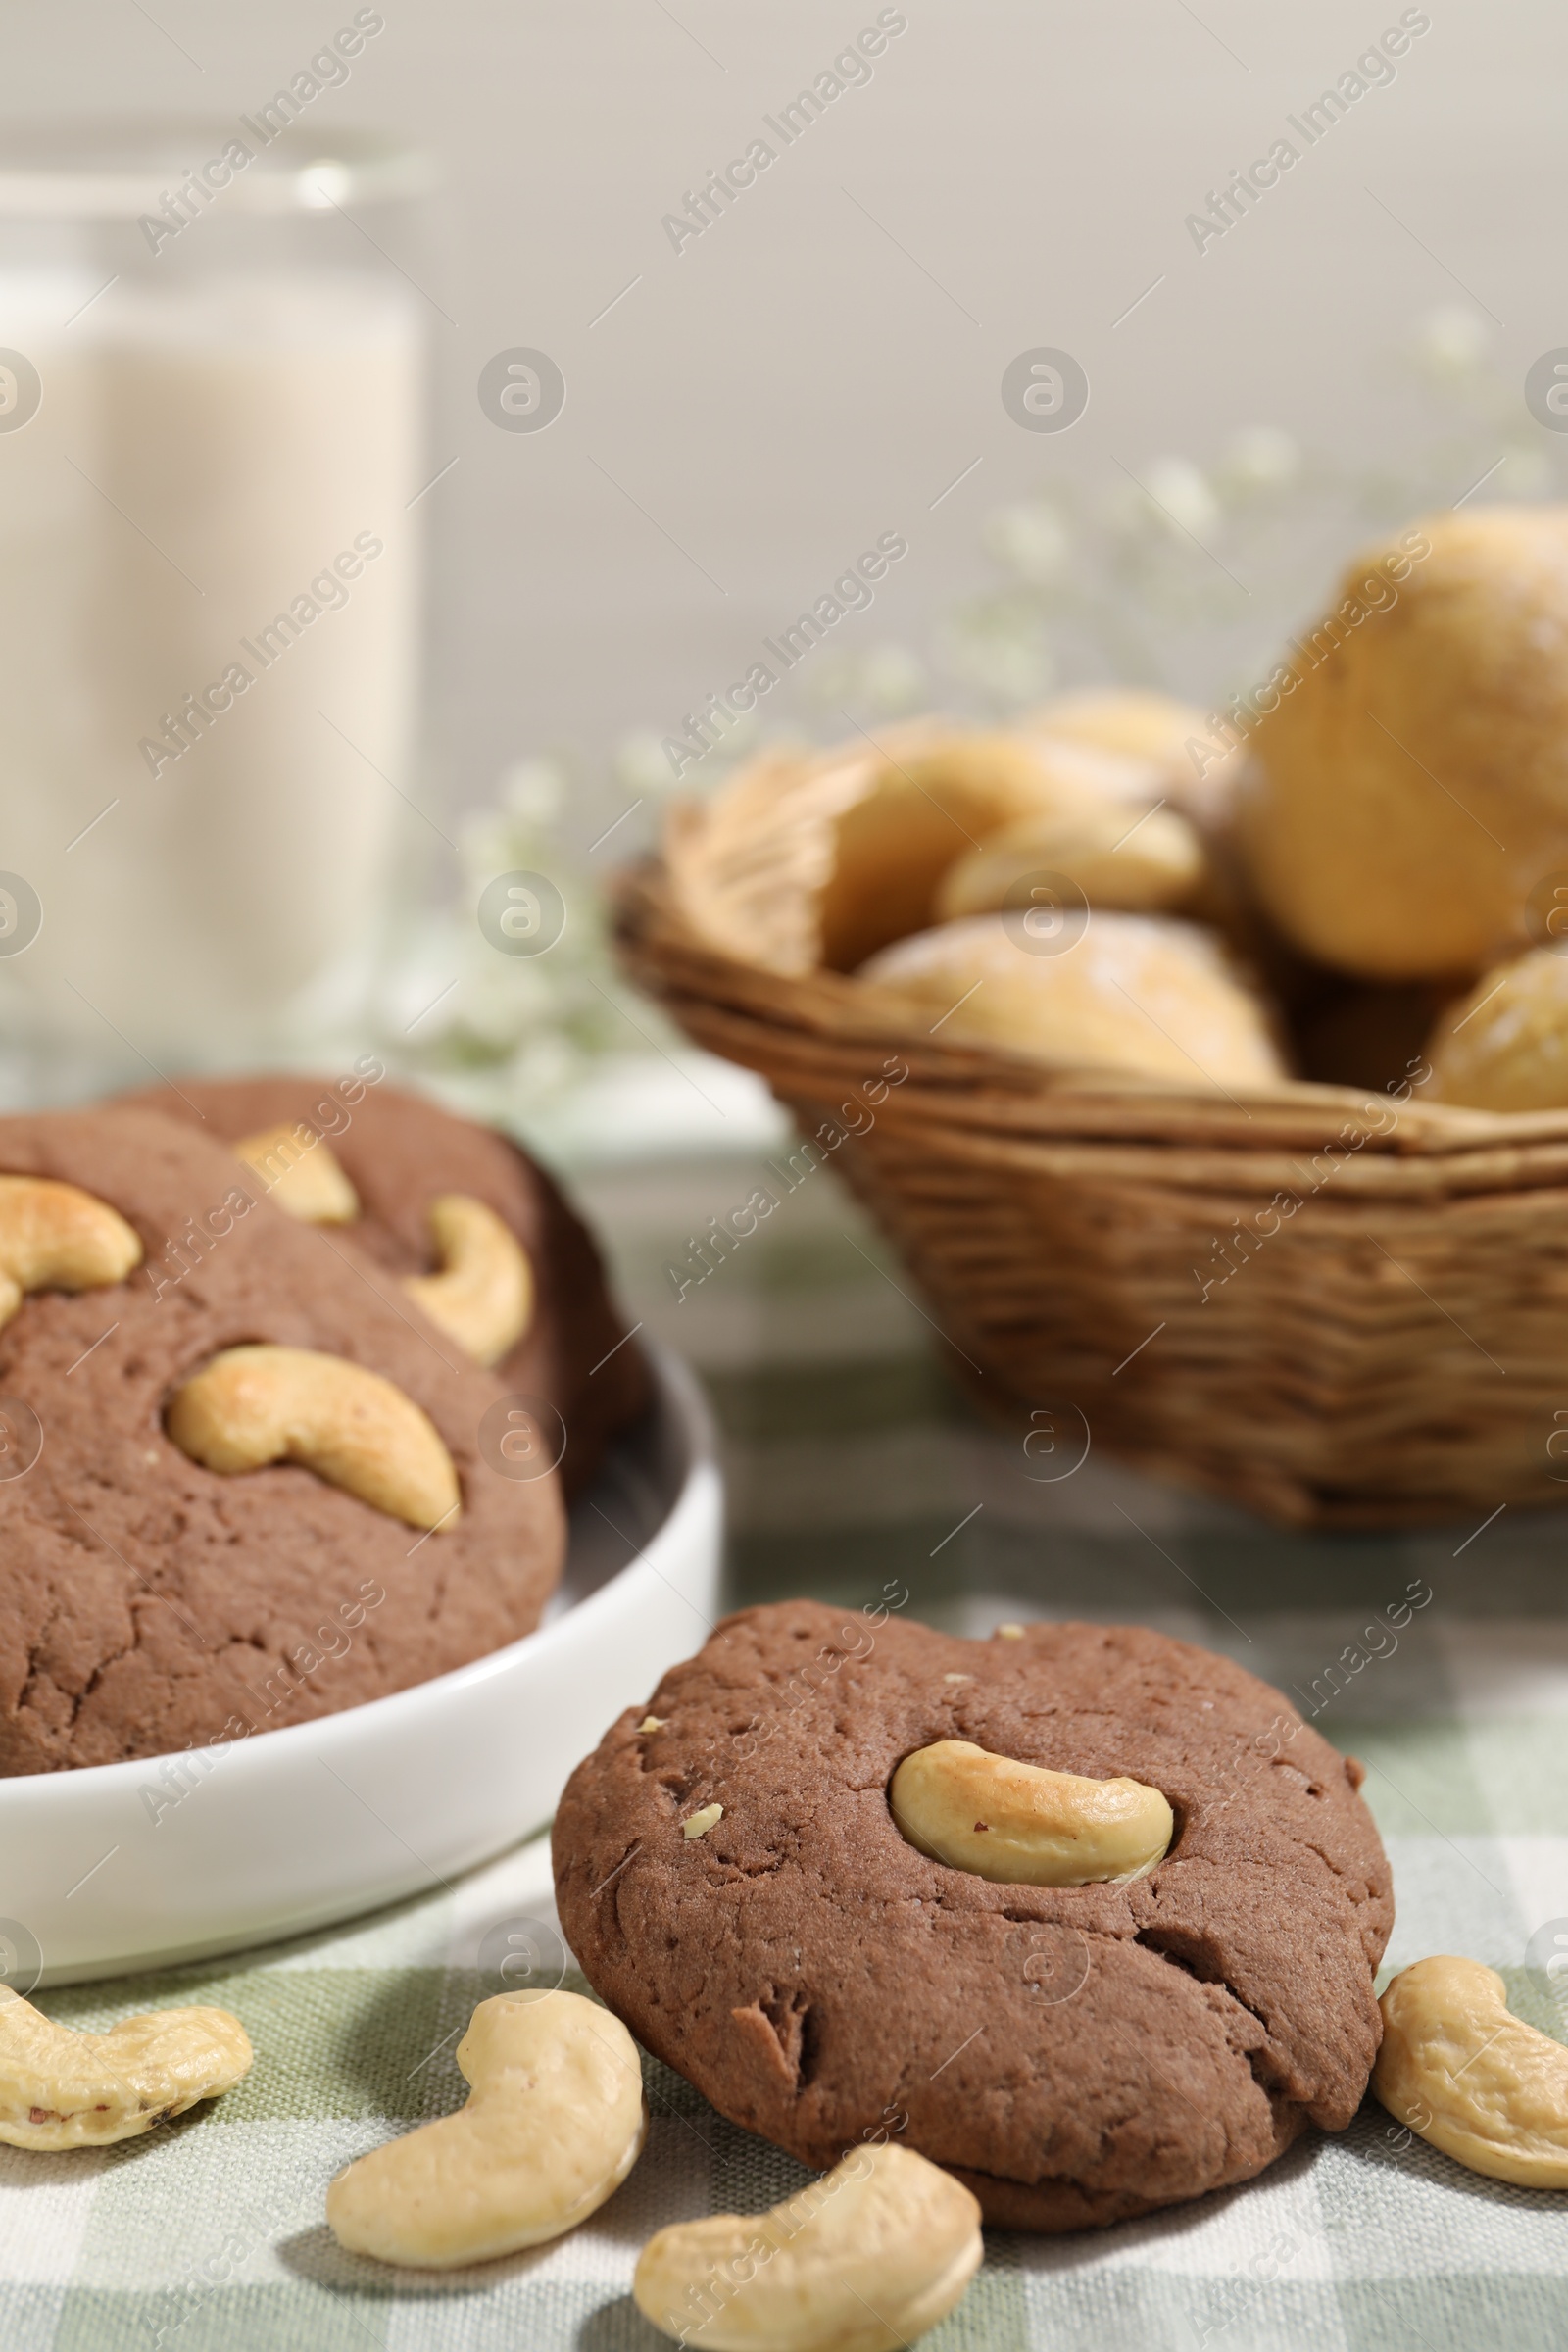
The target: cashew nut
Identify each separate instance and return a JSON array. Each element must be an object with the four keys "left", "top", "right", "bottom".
[
  {"left": 1373, "top": 1954, "right": 1568, "bottom": 2187},
  {"left": 0, "top": 1175, "right": 141, "bottom": 1329},
  {"left": 232, "top": 1123, "right": 360, "bottom": 1224},
  {"left": 634, "top": 2141, "right": 982, "bottom": 2352},
  {"left": 166, "top": 1345, "right": 461, "bottom": 1530},
  {"left": 401, "top": 1194, "right": 534, "bottom": 1368},
  {"left": 326, "top": 1990, "right": 646, "bottom": 2268},
  {"left": 0, "top": 1983, "right": 251, "bottom": 2149},
  {"left": 890, "top": 1738, "right": 1172, "bottom": 1886}
]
